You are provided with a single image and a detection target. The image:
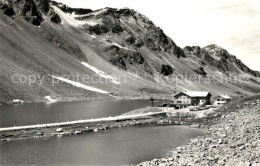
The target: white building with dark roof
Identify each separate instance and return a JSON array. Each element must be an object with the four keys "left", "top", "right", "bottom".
[
  {"left": 214, "top": 95, "right": 231, "bottom": 105},
  {"left": 173, "top": 91, "right": 212, "bottom": 106}
]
